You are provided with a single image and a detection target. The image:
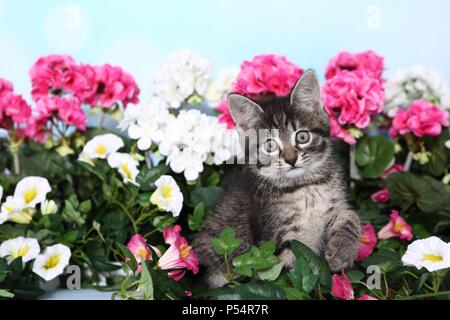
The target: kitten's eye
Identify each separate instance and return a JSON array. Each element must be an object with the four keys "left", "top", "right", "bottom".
[
  {"left": 295, "top": 130, "right": 311, "bottom": 145},
  {"left": 262, "top": 139, "right": 280, "bottom": 155}
]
